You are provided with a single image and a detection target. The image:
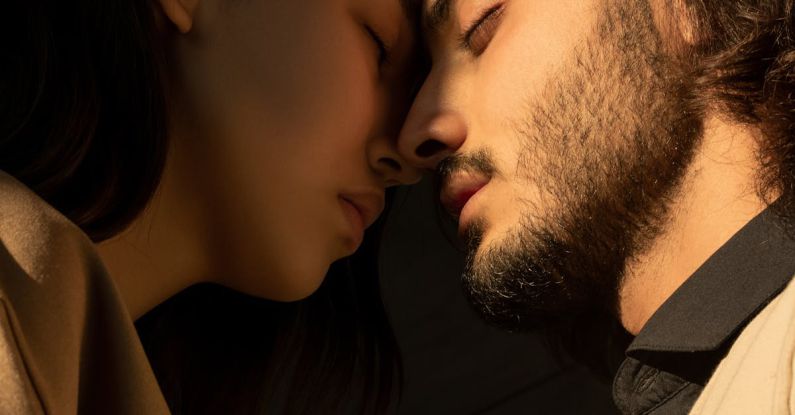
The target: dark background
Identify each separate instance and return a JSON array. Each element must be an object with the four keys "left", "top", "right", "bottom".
[
  {"left": 138, "top": 177, "right": 621, "bottom": 414},
  {"left": 380, "top": 178, "right": 619, "bottom": 414}
]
